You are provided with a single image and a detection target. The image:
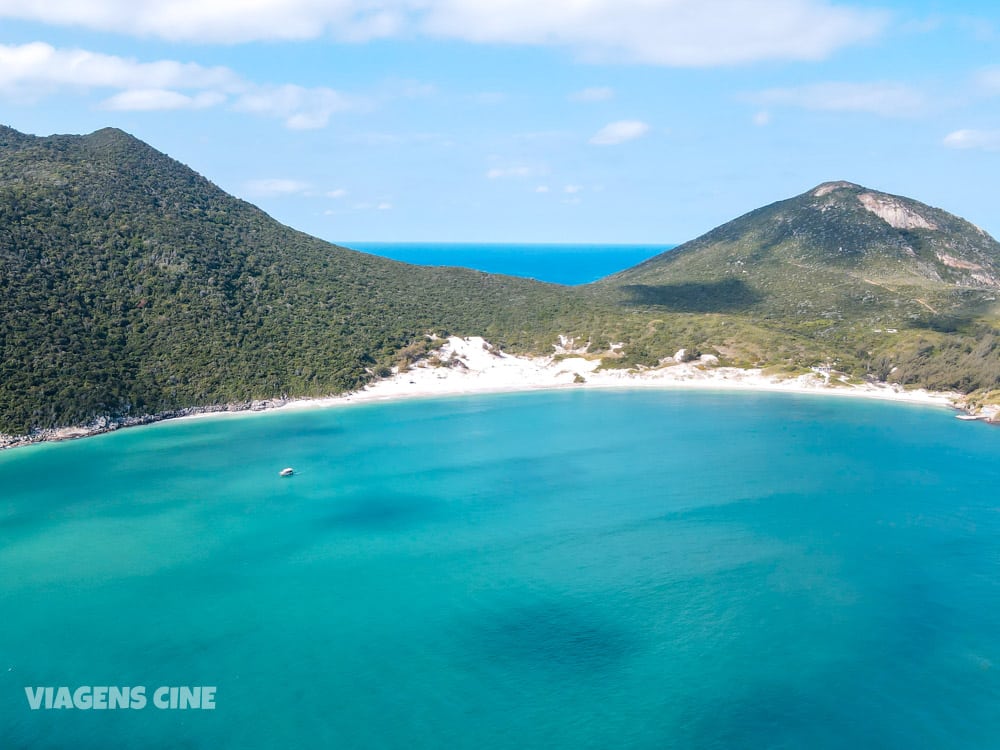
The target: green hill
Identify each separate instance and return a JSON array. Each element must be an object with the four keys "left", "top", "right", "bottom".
[
  {"left": 0, "top": 125, "right": 591, "bottom": 434},
  {"left": 590, "top": 181, "right": 1000, "bottom": 395},
  {"left": 600, "top": 180, "right": 1000, "bottom": 321}
]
